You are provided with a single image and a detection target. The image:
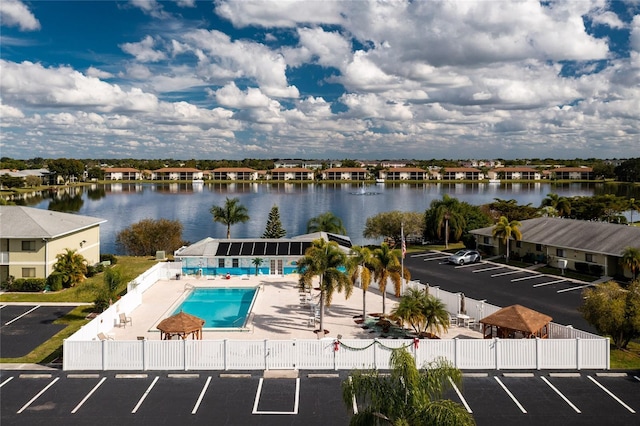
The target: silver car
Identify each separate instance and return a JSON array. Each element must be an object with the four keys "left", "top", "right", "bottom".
[{"left": 447, "top": 249, "right": 481, "bottom": 265}]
